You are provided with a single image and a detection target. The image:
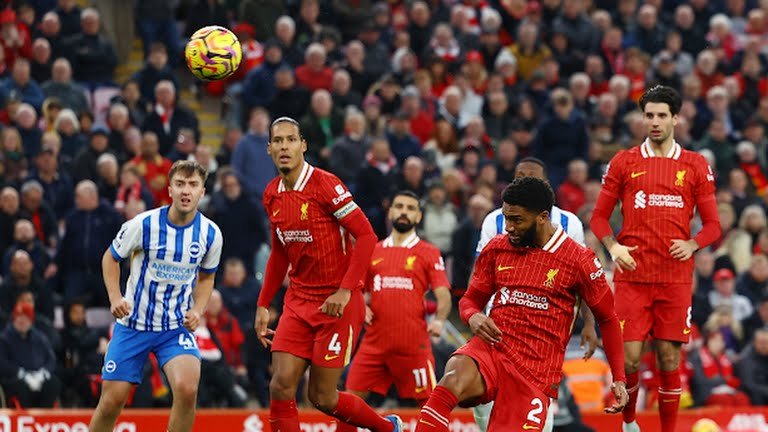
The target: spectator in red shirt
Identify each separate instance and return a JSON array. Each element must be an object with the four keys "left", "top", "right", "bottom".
[
  {"left": 557, "top": 159, "right": 588, "bottom": 214},
  {"left": 129, "top": 131, "right": 172, "bottom": 207},
  {"left": 400, "top": 85, "right": 434, "bottom": 145},
  {"left": 295, "top": 42, "right": 332, "bottom": 92},
  {"left": 205, "top": 290, "right": 246, "bottom": 376},
  {"left": 0, "top": 9, "right": 32, "bottom": 70},
  {"left": 688, "top": 330, "right": 751, "bottom": 407}
]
